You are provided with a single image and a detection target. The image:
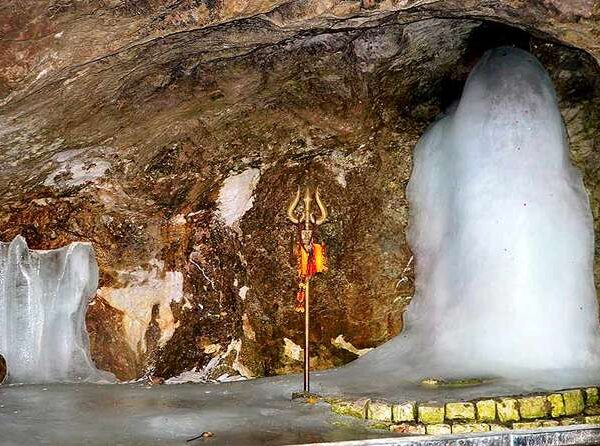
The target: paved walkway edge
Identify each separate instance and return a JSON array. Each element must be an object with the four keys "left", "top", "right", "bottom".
[{"left": 288, "top": 424, "right": 600, "bottom": 446}]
